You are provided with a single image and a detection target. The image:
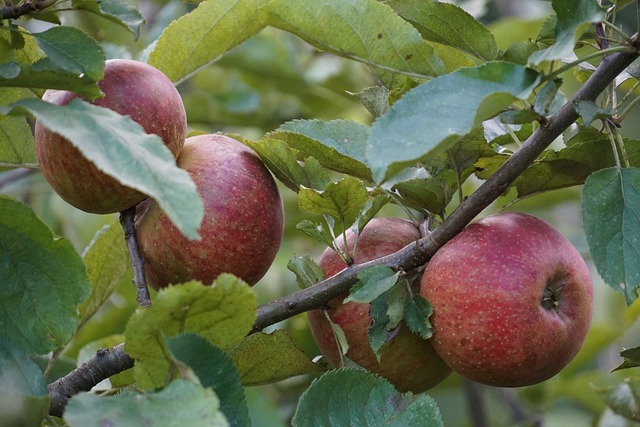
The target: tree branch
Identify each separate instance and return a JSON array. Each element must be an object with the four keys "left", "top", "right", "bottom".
[
  {"left": 119, "top": 206, "right": 152, "bottom": 307},
  {"left": 48, "top": 344, "right": 134, "bottom": 417},
  {"left": 47, "top": 38, "right": 640, "bottom": 417}
]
